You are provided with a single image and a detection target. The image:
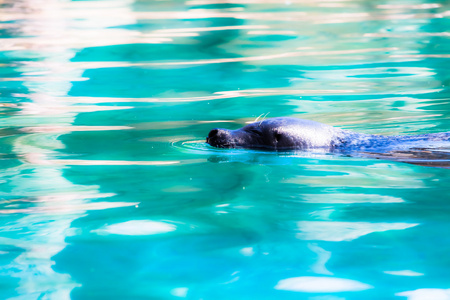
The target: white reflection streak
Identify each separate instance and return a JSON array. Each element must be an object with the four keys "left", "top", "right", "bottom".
[
  {"left": 247, "top": 30, "right": 297, "bottom": 35},
  {"left": 20, "top": 126, "right": 133, "bottom": 133},
  {"left": 7, "top": 0, "right": 137, "bottom": 299},
  {"left": 391, "top": 54, "right": 450, "bottom": 58},
  {"left": 57, "top": 88, "right": 357, "bottom": 104},
  {"left": 2, "top": 7, "right": 448, "bottom": 23},
  {"left": 24, "top": 153, "right": 183, "bottom": 166},
  {"left": 275, "top": 276, "right": 372, "bottom": 293},
  {"left": 171, "top": 287, "right": 189, "bottom": 298},
  {"left": 396, "top": 288, "right": 450, "bottom": 300},
  {"left": 0, "top": 199, "right": 138, "bottom": 214},
  {"left": 364, "top": 32, "right": 450, "bottom": 38},
  {"left": 384, "top": 270, "right": 424, "bottom": 277},
  {"left": 316, "top": 11, "right": 450, "bottom": 24},
  {"left": 301, "top": 193, "right": 404, "bottom": 204},
  {"left": 19, "top": 102, "right": 133, "bottom": 115},
  {"left": 1, "top": 9, "right": 308, "bottom": 22},
  {"left": 186, "top": 0, "right": 299, "bottom": 4},
  {"left": 0, "top": 77, "right": 89, "bottom": 82},
  {"left": 376, "top": 4, "right": 442, "bottom": 9},
  {"left": 94, "top": 220, "right": 176, "bottom": 235},
  {"left": 6, "top": 46, "right": 398, "bottom": 76},
  {"left": 187, "top": 0, "right": 367, "bottom": 4},
  {"left": 296, "top": 221, "right": 419, "bottom": 241},
  {"left": 308, "top": 243, "right": 333, "bottom": 275},
  {"left": 0, "top": 30, "right": 203, "bottom": 51},
  {"left": 154, "top": 25, "right": 269, "bottom": 32},
  {"left": 59, "top": 47, "right": 398, "bottom": 68}
]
